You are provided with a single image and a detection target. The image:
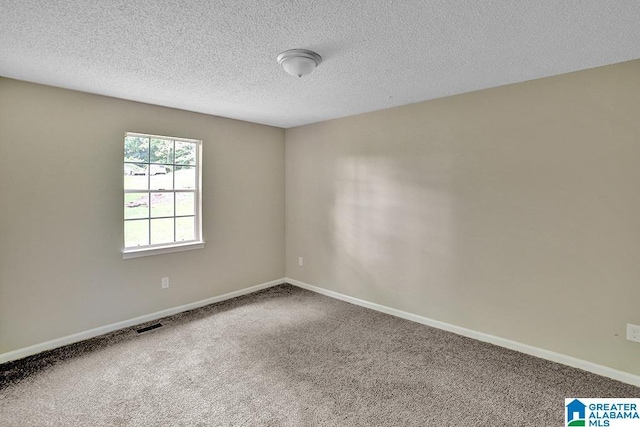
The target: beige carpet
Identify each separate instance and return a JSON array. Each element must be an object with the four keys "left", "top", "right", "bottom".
[{"left": 1, "top": 284, "right": 638, "bottom": 426}]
